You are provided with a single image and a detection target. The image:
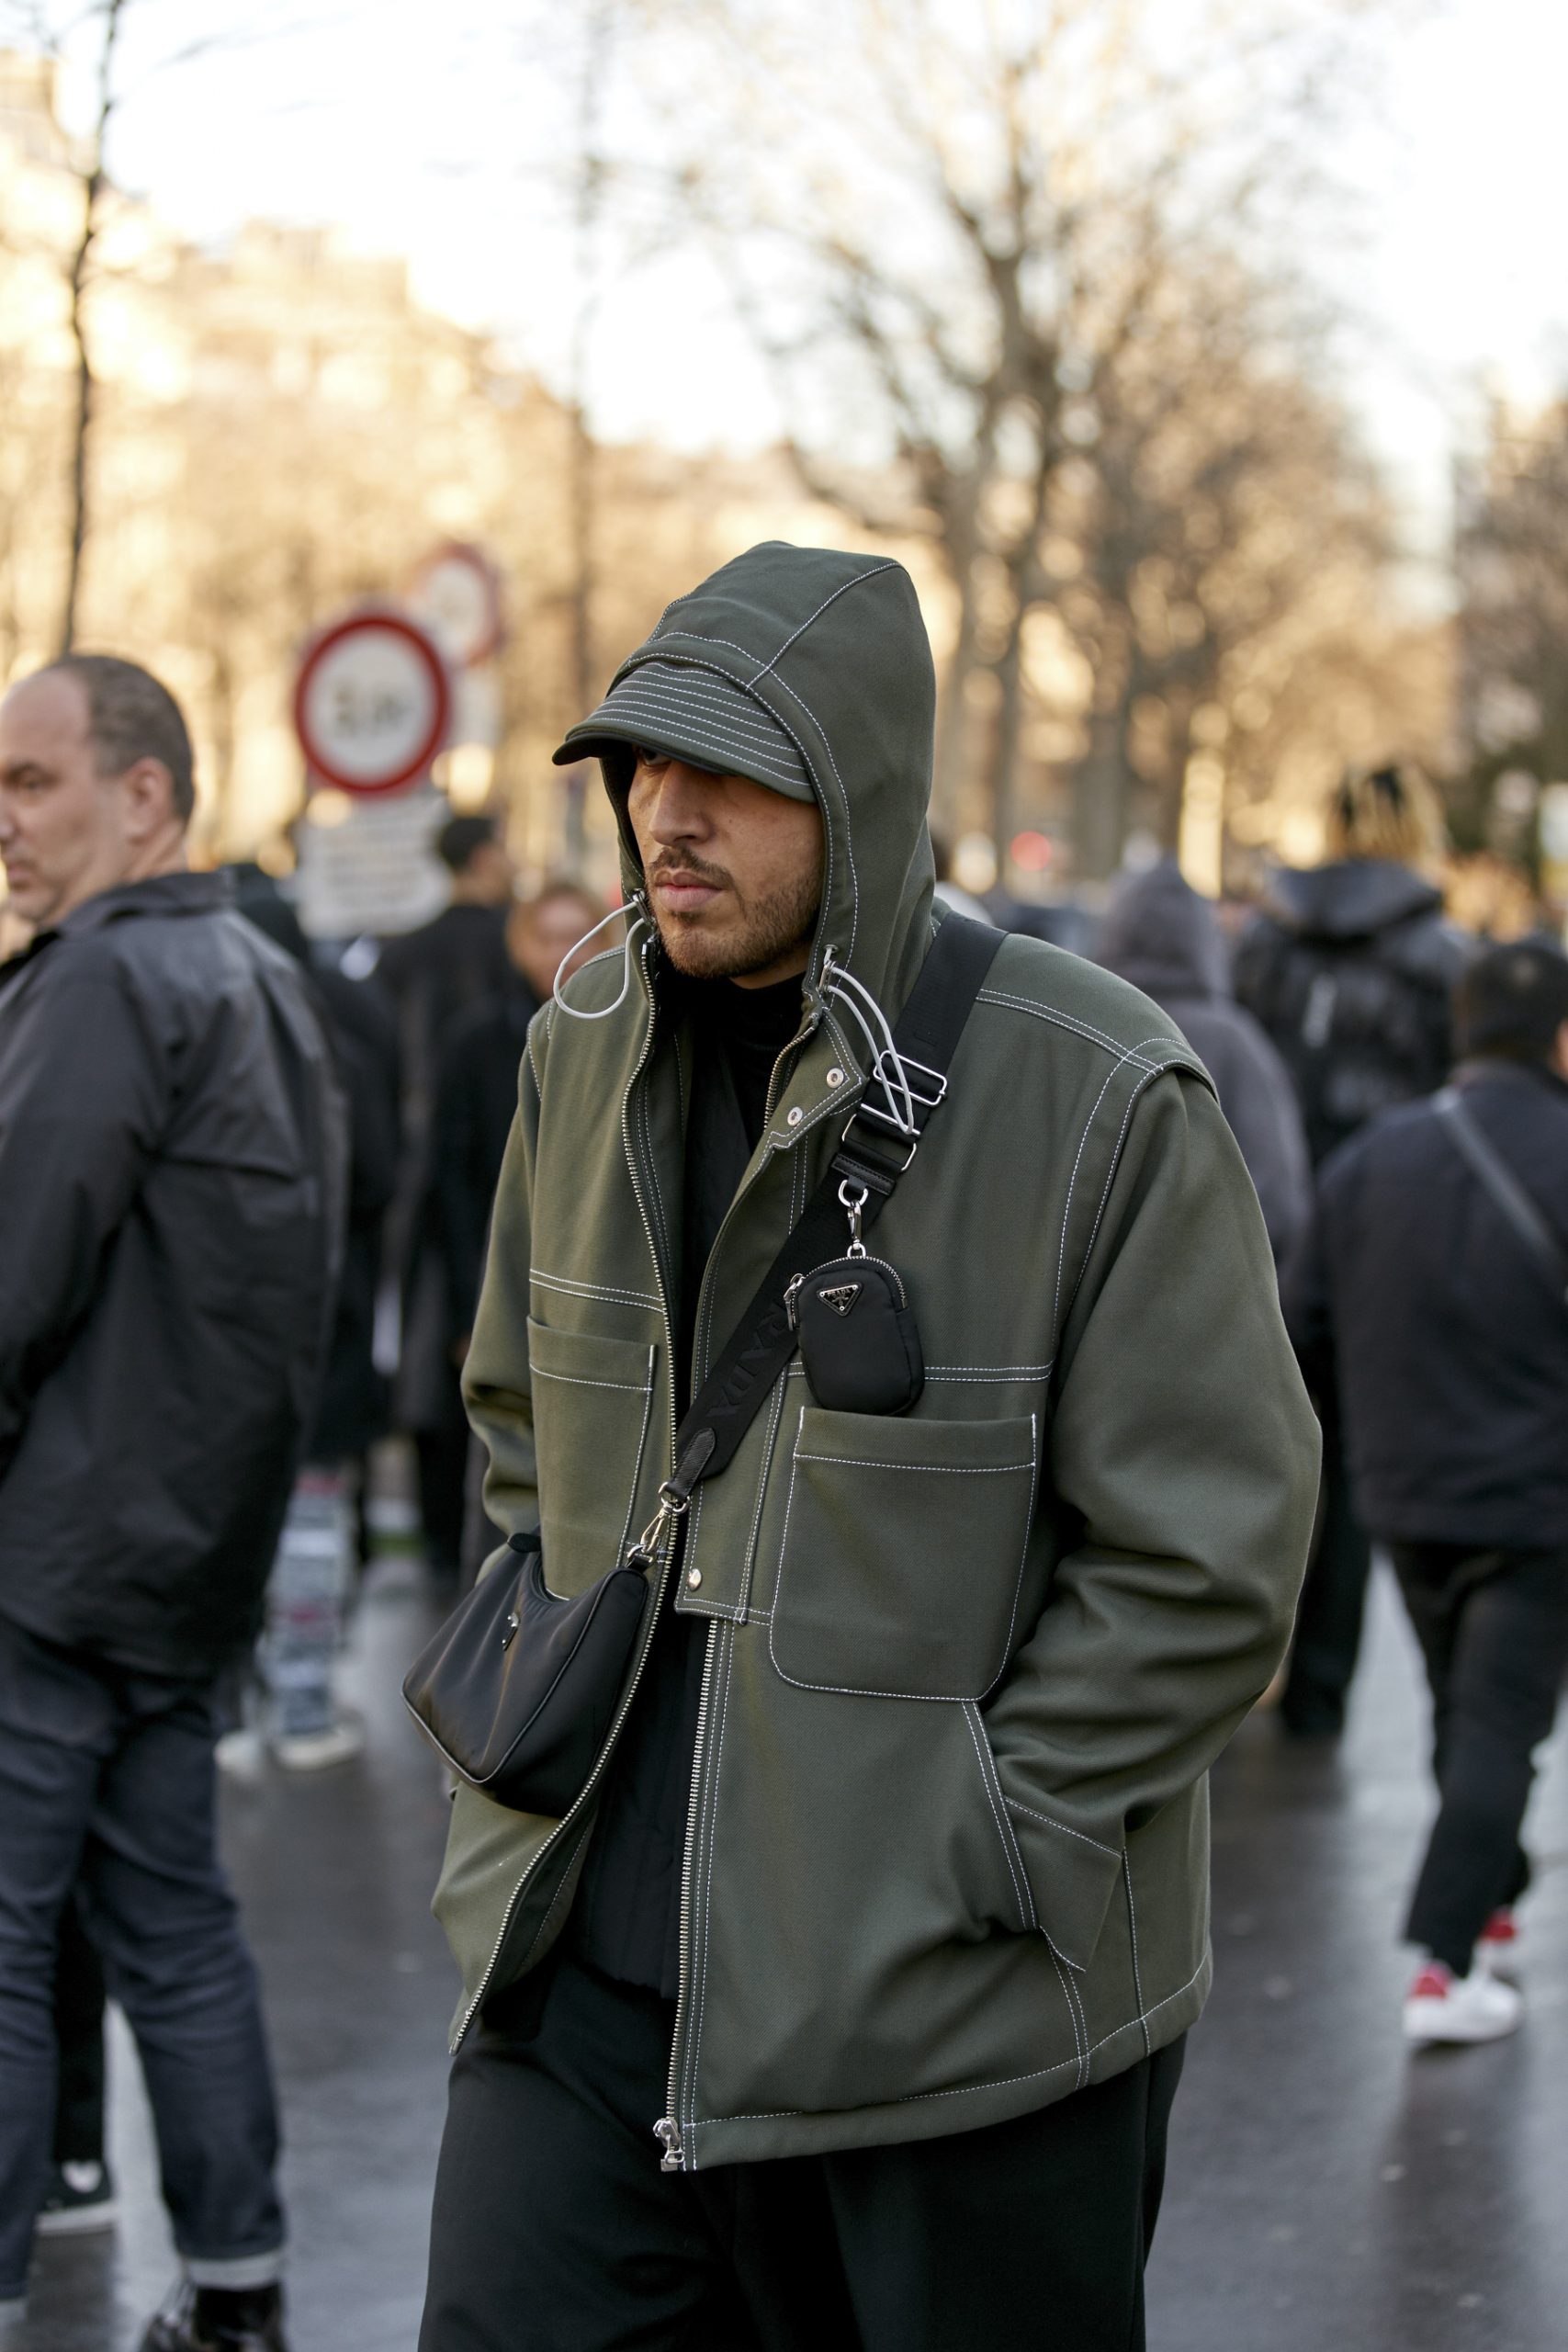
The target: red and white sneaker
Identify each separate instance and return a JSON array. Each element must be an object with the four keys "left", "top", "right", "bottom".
[
  {"left": 1476, "top": 1908, "right": 1523, "bottom": 1983},
  {"left": 1403, "top": 1960, "right": 1521, "bottom": 2045}
]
